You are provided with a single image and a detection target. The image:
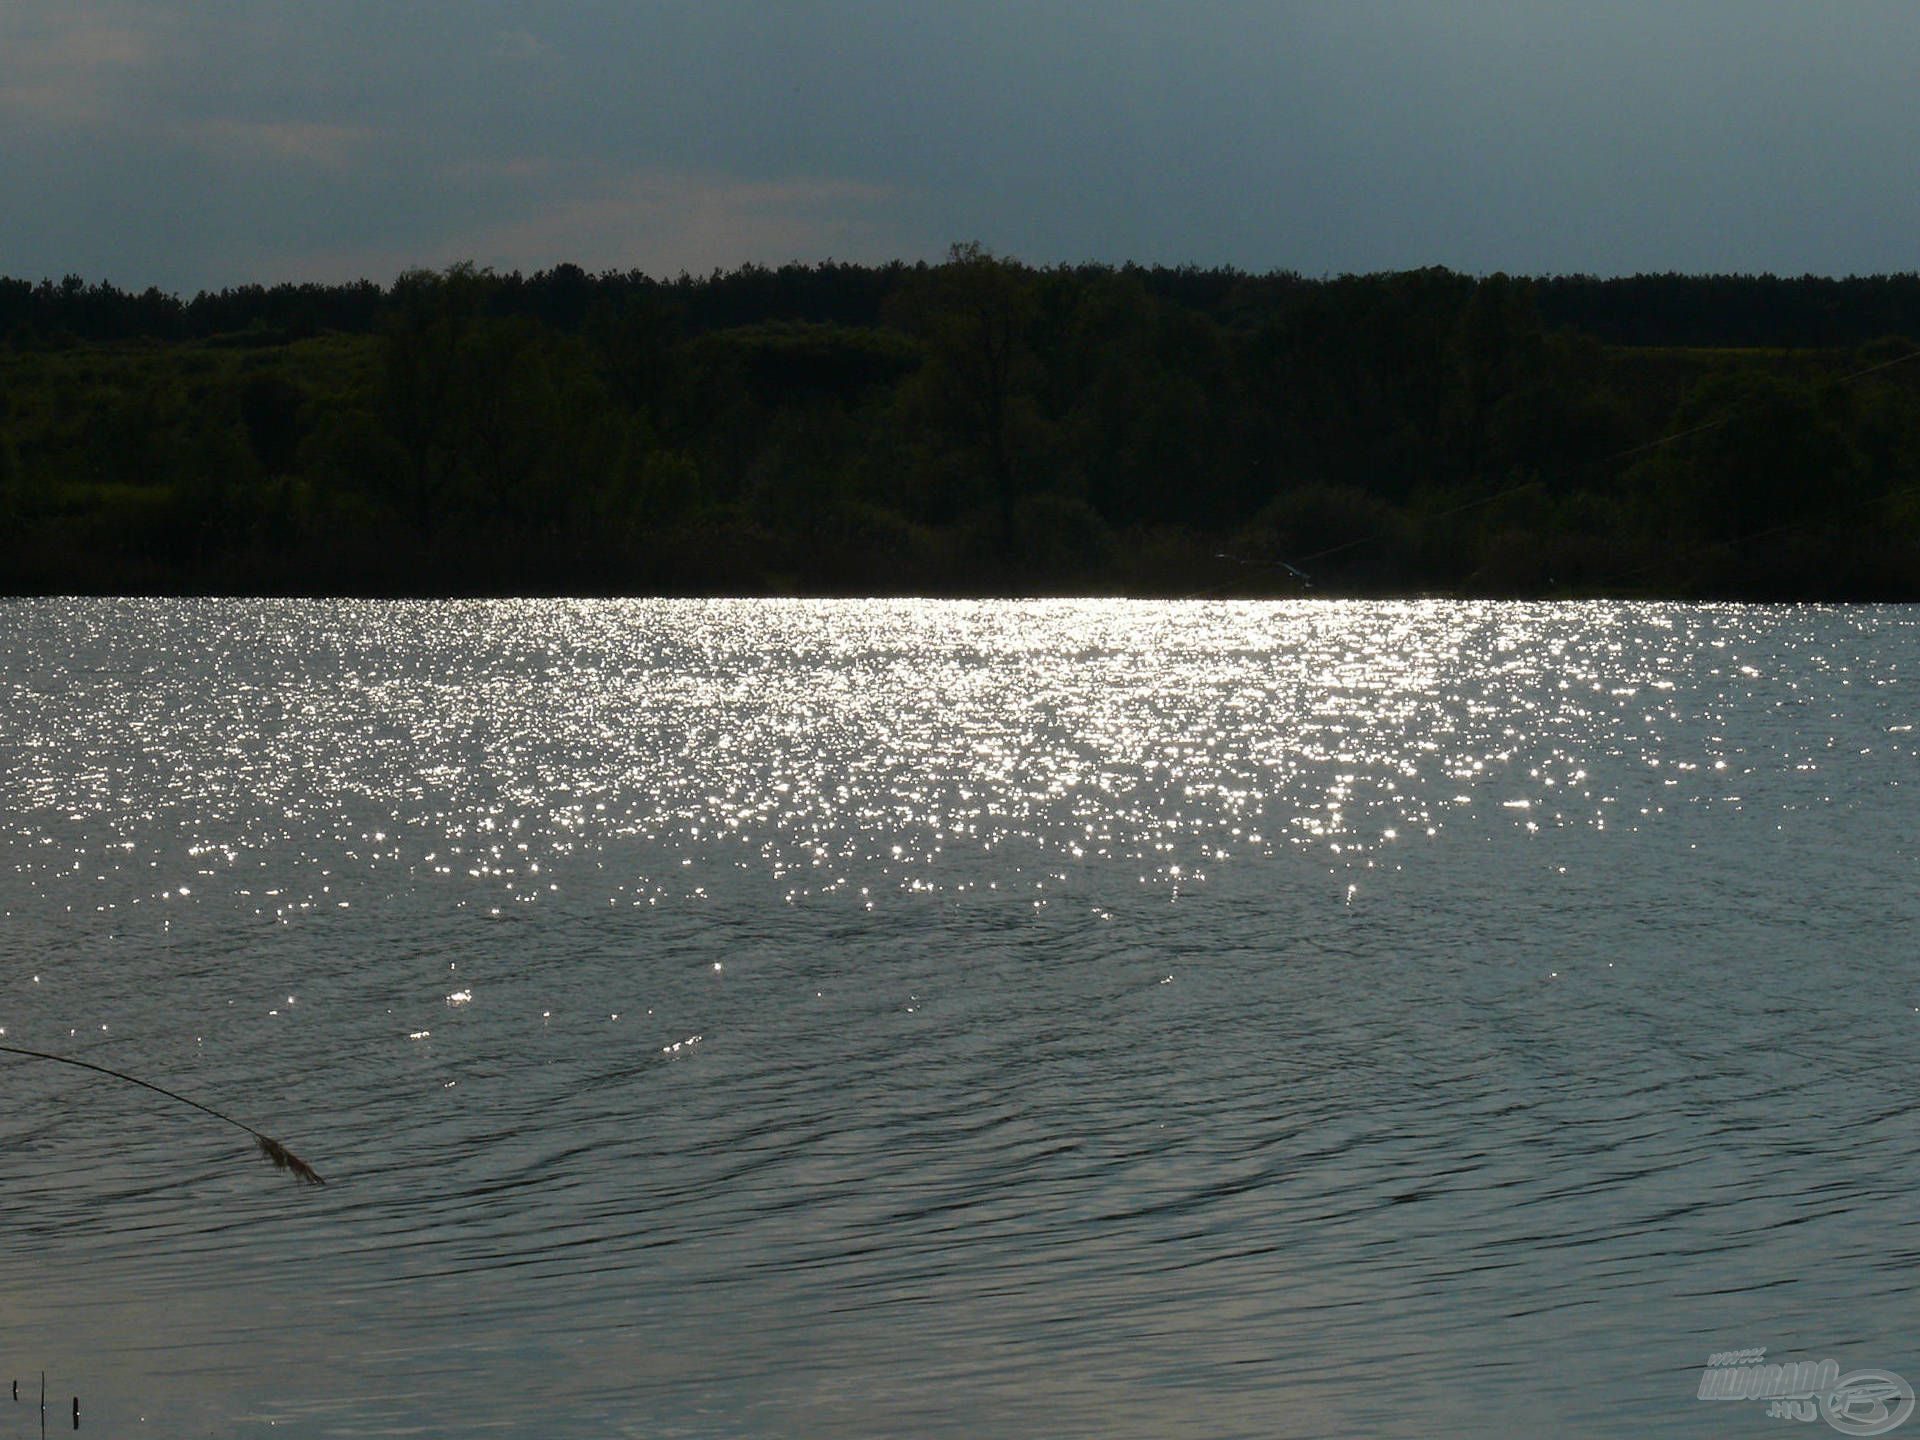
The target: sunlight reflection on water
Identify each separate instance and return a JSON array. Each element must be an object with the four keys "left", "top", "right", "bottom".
[{"left": 0, "top": 599, "right": 1916, "bottom": 1438}]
